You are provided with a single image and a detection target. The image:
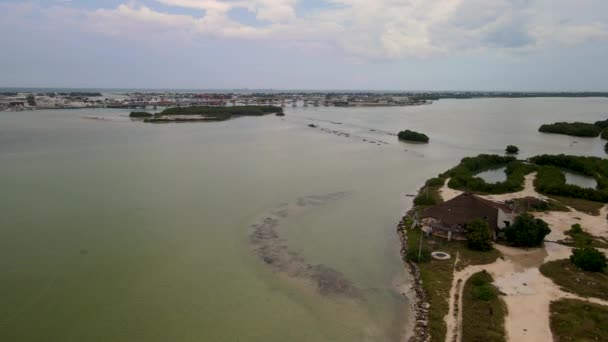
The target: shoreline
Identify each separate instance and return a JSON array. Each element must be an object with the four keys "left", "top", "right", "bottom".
[{"left": 396, "top": 205, "right": 431, "bottom": 342}]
